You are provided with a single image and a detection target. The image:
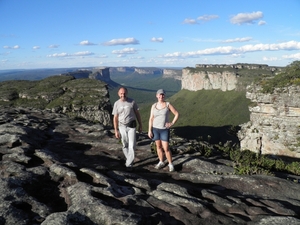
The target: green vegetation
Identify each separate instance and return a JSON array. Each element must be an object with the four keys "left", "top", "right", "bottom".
[
  {"left": 109, "top": 77, "right": 181, "bottom": 104},
  {"left": 0, "top": 75, "right": 108, "bottom": 110},
  {"left": 167, "top": 89, "right": 251, "bottom": 127},
  {"left": 261, "top": 61, "right": 300, "bottom": 93},
  {"left": 164, "top": 134, "right": 300, "bottom": 176}
]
